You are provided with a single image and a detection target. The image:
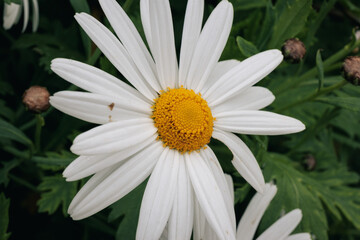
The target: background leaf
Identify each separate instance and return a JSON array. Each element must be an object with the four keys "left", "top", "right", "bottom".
[
  {"left": 268, "top": 0, "right": 312, "bottom": 48},
  {"left": 0, "top": 193, "right": 11, "bottom": 240},
  {"left": 37, "top": 175, "right": 77, "bottom": 216}
]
